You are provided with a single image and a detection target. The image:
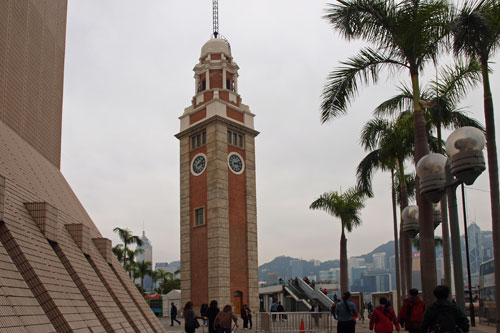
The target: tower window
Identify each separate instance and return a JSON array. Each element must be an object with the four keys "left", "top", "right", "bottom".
[
  {"left": 226, "top": 79, "right": 231, "bottom": 90},
  {"left": 202, "top": 79, "right": 206, "bottom": 91},
  {"left": 191, "top": 130, "right": 207, "bottom": 150},
  {"left": 227, "top": 129, "right": 244, "bottom": 148},
  {"left": 194, "top": 207, "right": 204, "bottom": 226}
]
